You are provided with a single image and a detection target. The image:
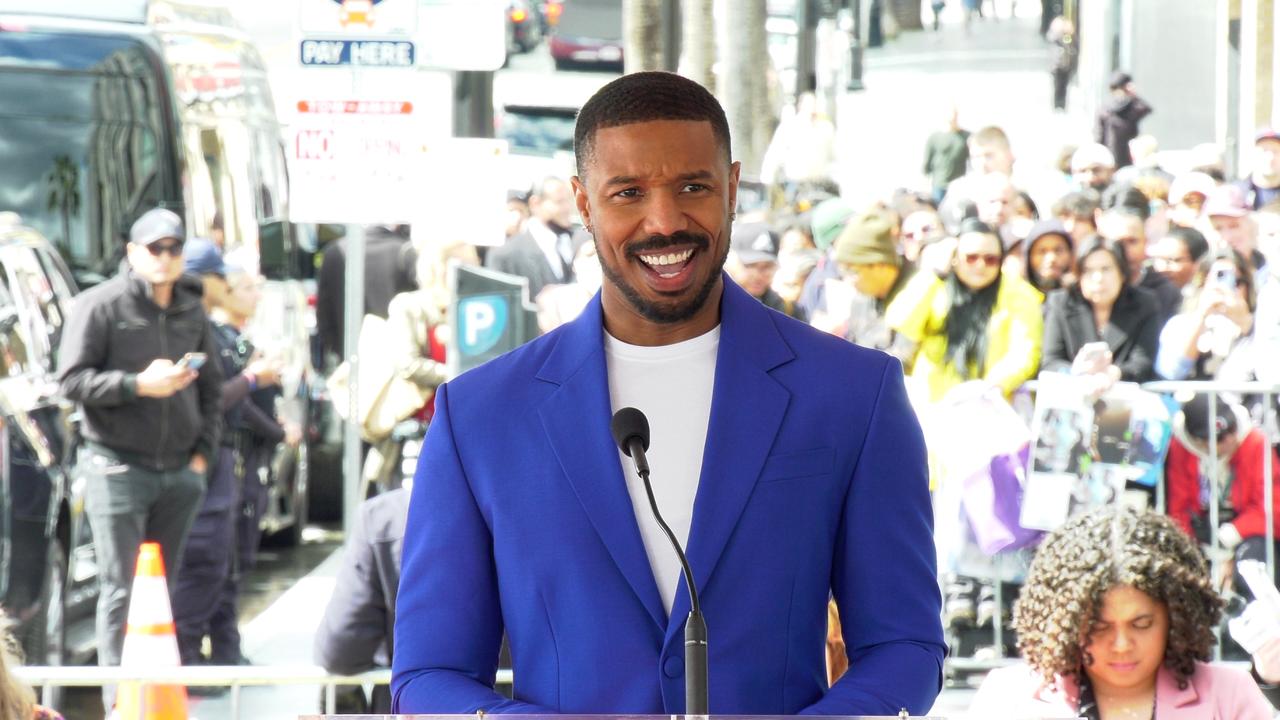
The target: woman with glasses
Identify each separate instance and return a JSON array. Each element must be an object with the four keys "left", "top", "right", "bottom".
[
  {"left": 886, "top": 217, "right": 1044, "bottom": 403},
  {"left": 1041, "top": 236, "right": 1161, "bottom": 388}
]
